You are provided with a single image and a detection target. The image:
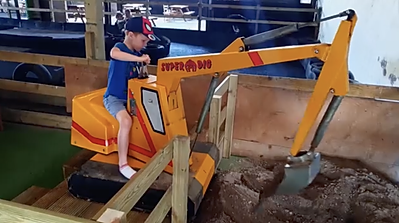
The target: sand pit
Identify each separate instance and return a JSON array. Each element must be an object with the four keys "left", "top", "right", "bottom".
[{"left": 193, "top": 156, "right": 399, "bottom": 223}]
